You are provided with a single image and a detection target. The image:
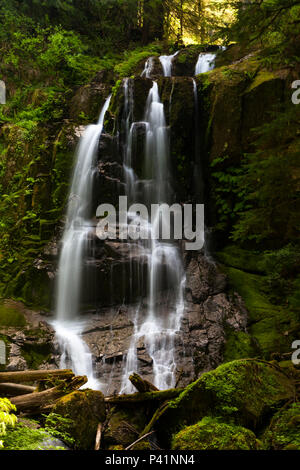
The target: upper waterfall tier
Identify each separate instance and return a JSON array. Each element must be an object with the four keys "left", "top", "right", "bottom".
[{"left": 138, "top": 45, "right": 222, "bottom": 79}]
